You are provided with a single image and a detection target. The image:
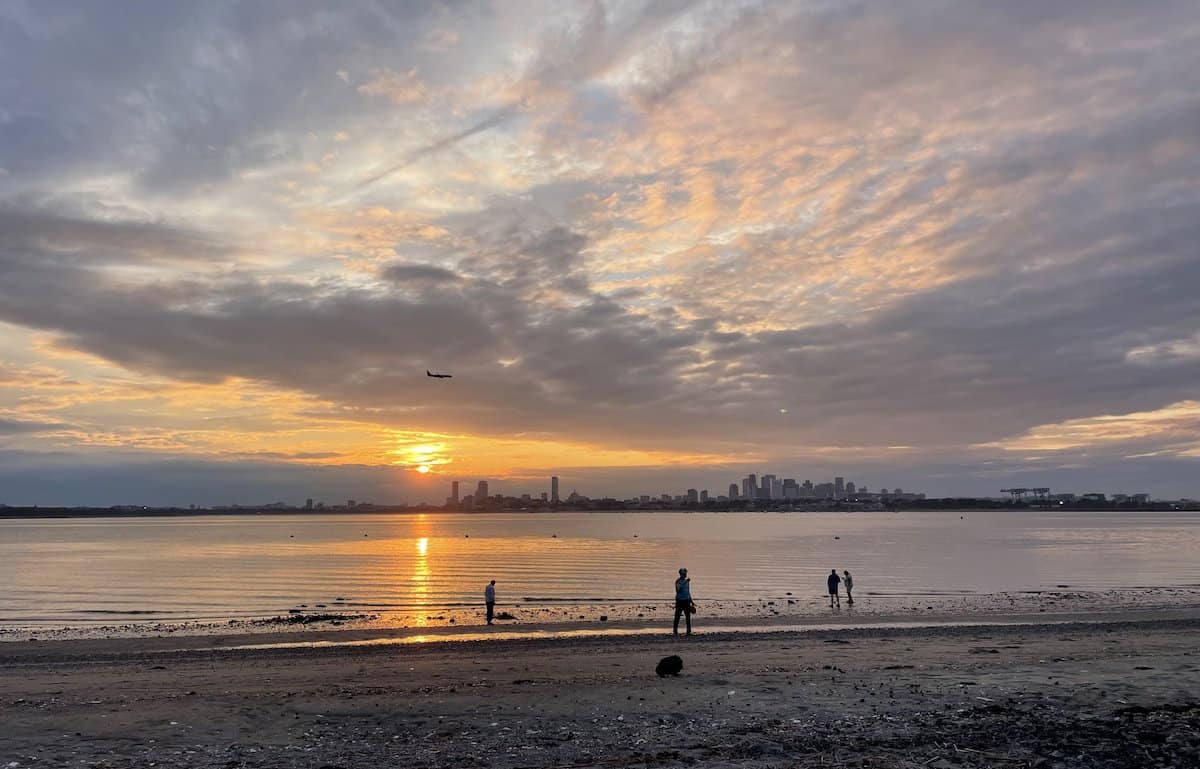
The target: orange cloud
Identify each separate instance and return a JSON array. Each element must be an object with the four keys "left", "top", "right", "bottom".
[
  {"left": 357, "top": 68, "right": 427, "bottom": 105},
  {"left": 977, "top": 401, "right": 1200, "bottom": 455}
]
